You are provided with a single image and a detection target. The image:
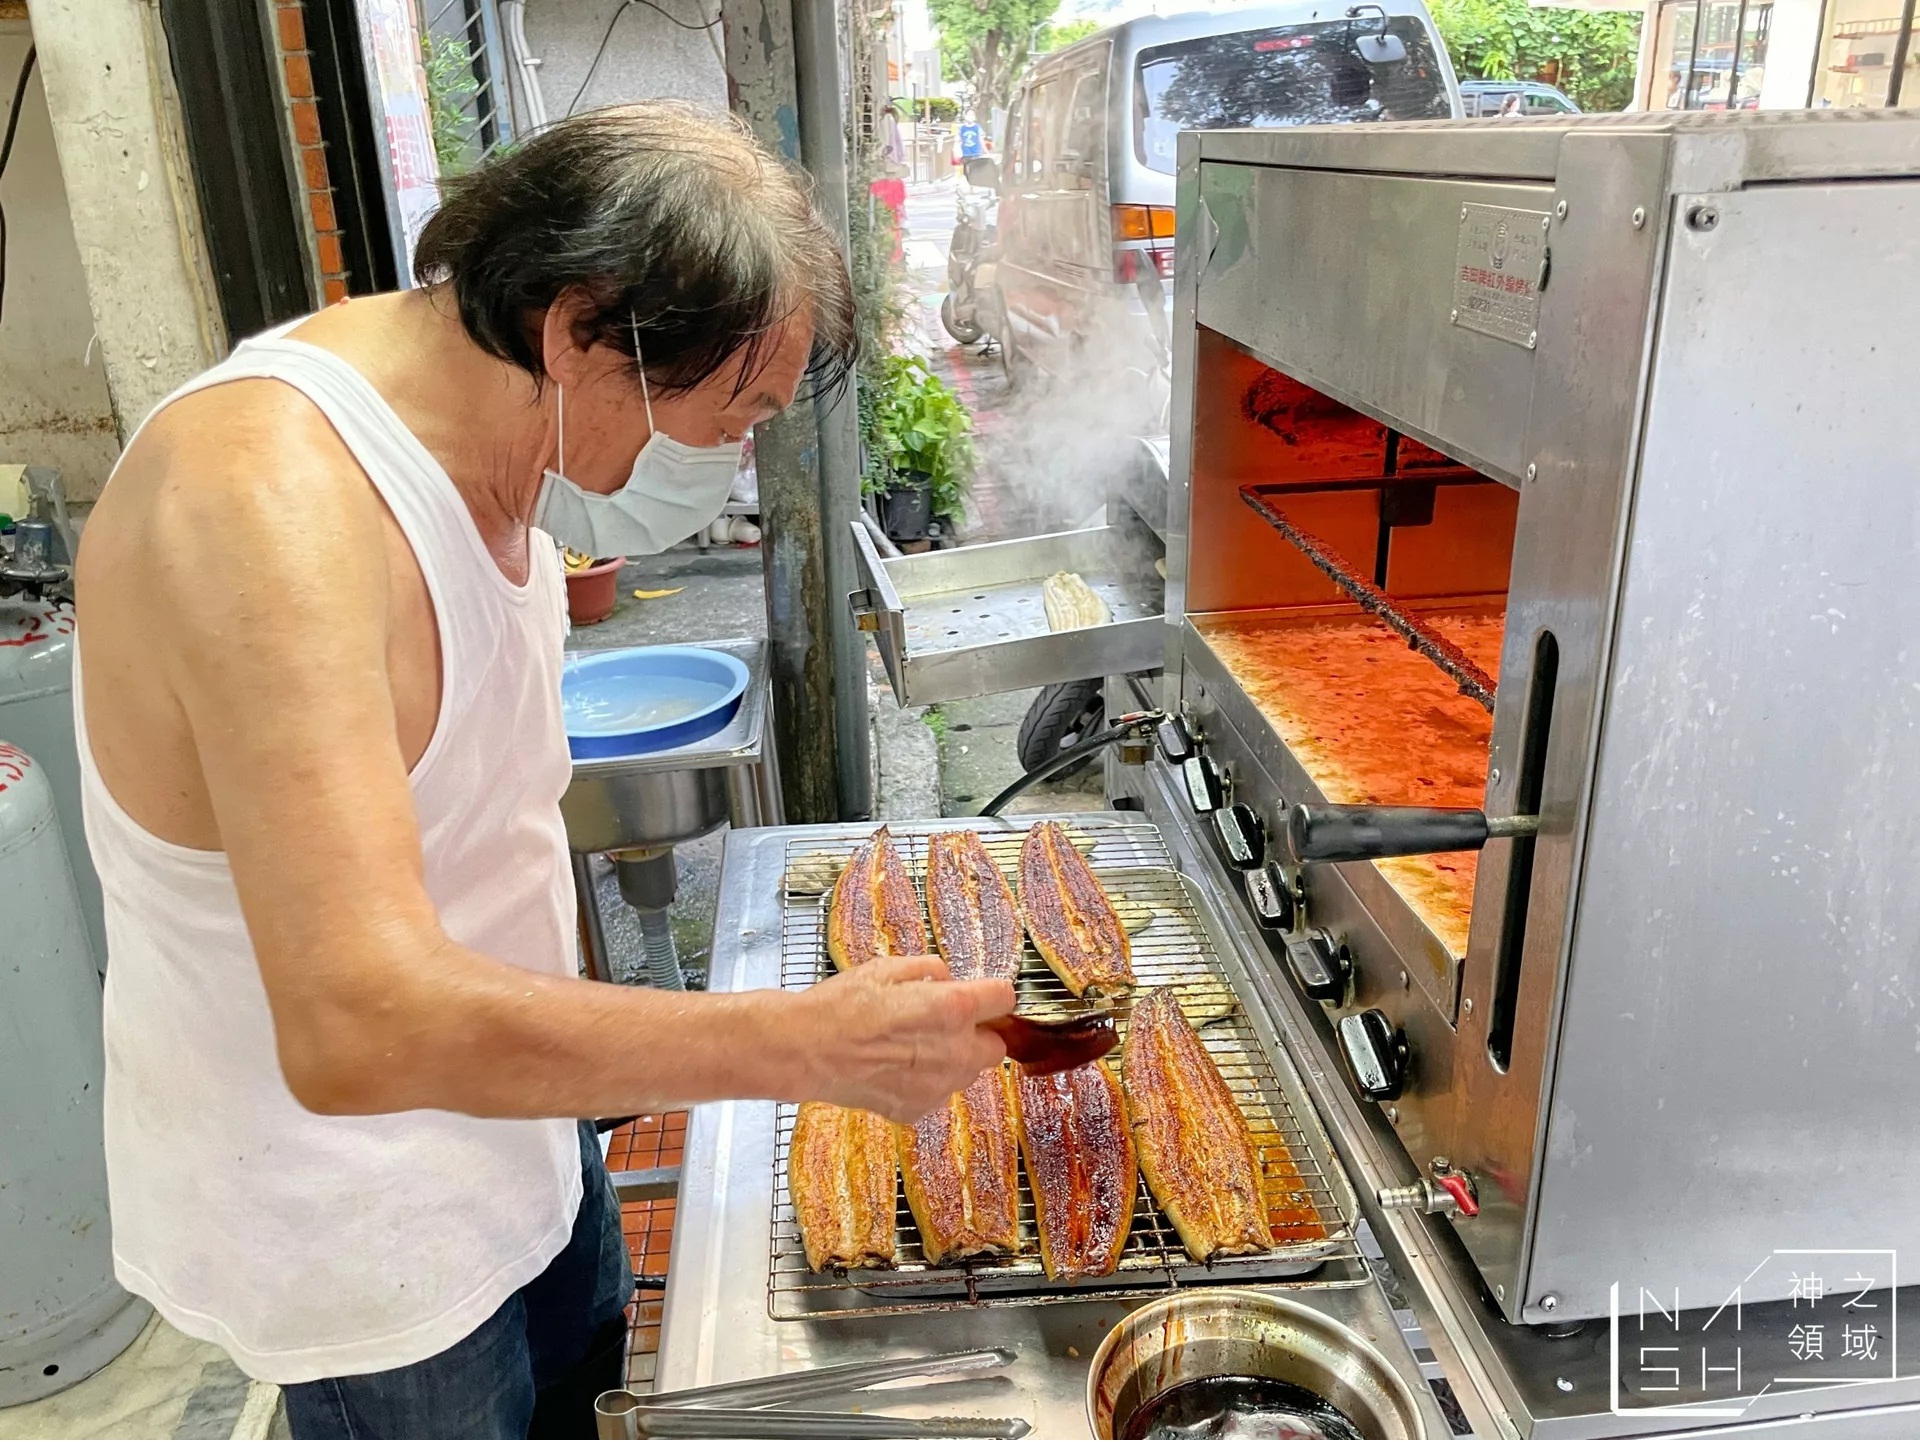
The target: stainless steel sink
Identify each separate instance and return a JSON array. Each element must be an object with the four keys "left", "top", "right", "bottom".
[
  {"left": 560, "top": 636, "right": 781, "bottom": 987},
  {"left": 560, "top": 636, "right": 780, "bottom": 853}
]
